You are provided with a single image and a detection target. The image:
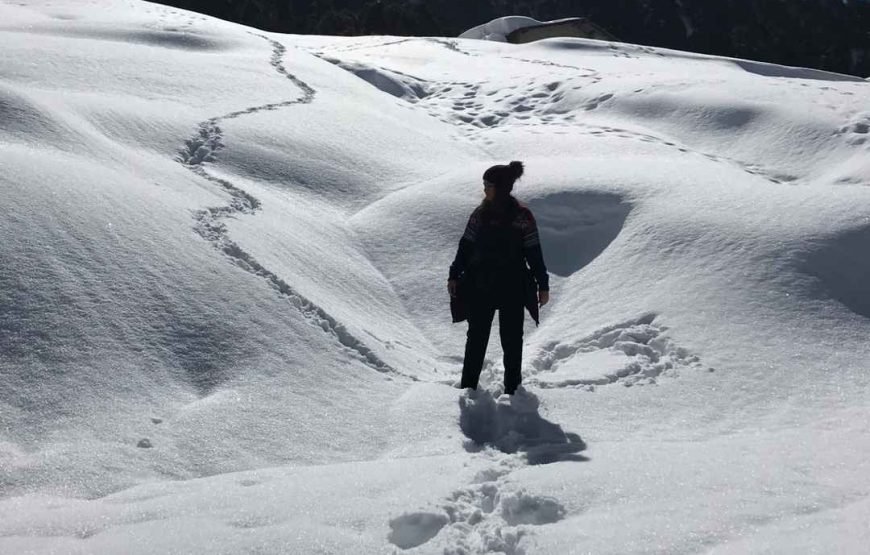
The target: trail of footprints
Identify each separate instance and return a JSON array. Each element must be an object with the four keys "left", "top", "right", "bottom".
[
  {"left": 176, "top": 35, "right": 411, "bottom": 380},
  {"left": 317, "top": 35, "right": 859, "bottom": 191},
  {"left": 527, "top": 314, "right": 710, "bottom": 390},
  {"left": 412, "top": 76, "right": 604, "bottom": 131},
  {"left": 831, "top": 113, "right": 870, "bottom": 185},
  {"left": 580, "top": 124, "right": 799, "bottom": 184},
  {"left": 389, "top": 430, "right": 570, "bottom": 554},
  {"left": 386, "top": 317, "right": 707, "bottom": 550},
  {"left": 322, "top": 38, "right": 808, "bottom": 186},
  {"left": 275, "top": 36, "right": 716, "bottom": 551},
  {"left": 355, "top": 51, "right": 793, "bottom": 185},
  {"left": 371, "top": 42, "right": 713, "bottom": 550},
  {"left": 390, "top": 478, "right": 565, "bottom": 555}
]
